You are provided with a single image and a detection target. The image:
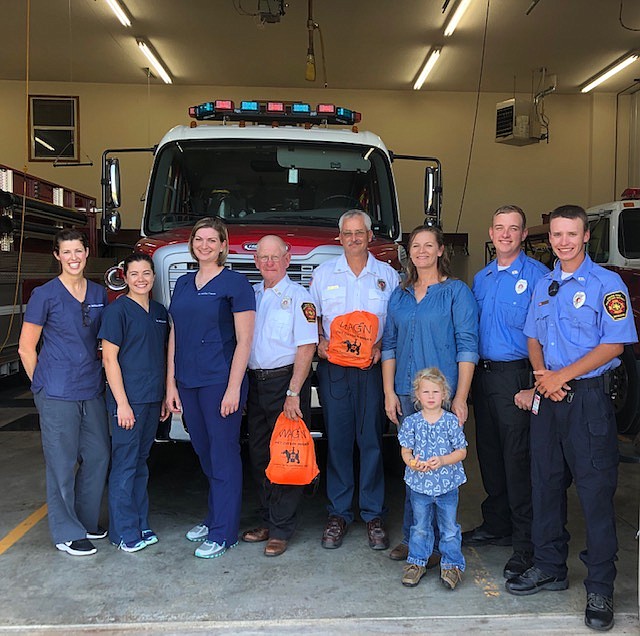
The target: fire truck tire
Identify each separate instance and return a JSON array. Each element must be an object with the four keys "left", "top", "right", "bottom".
[{"left": 613, "top": 345, "right": 640, "bottom": 435}]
